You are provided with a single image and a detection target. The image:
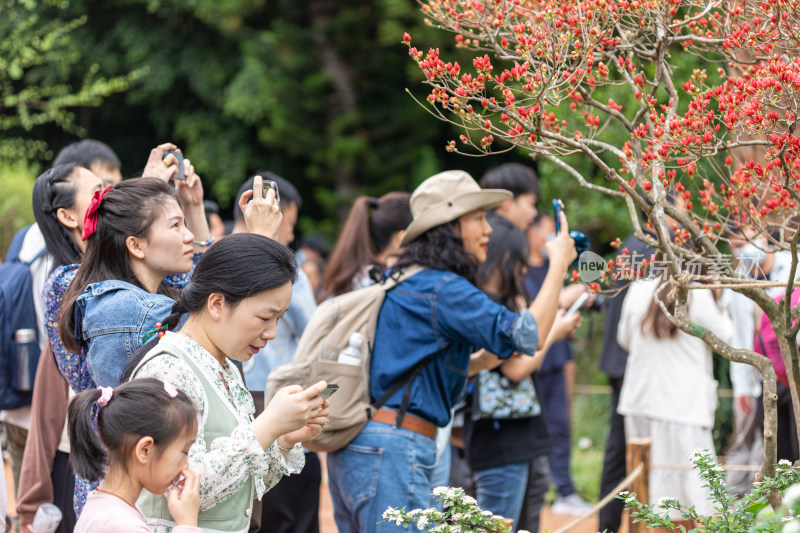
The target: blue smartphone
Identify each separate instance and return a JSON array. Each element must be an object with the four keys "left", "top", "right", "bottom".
[{"left": 553, "top": 199, "right": 565, "bottom": 232}]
